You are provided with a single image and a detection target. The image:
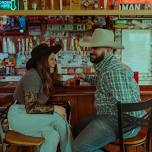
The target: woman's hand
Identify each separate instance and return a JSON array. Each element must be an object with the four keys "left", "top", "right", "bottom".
[{"left": 54, "top": 105, "right": 67, "bottom": 118}]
